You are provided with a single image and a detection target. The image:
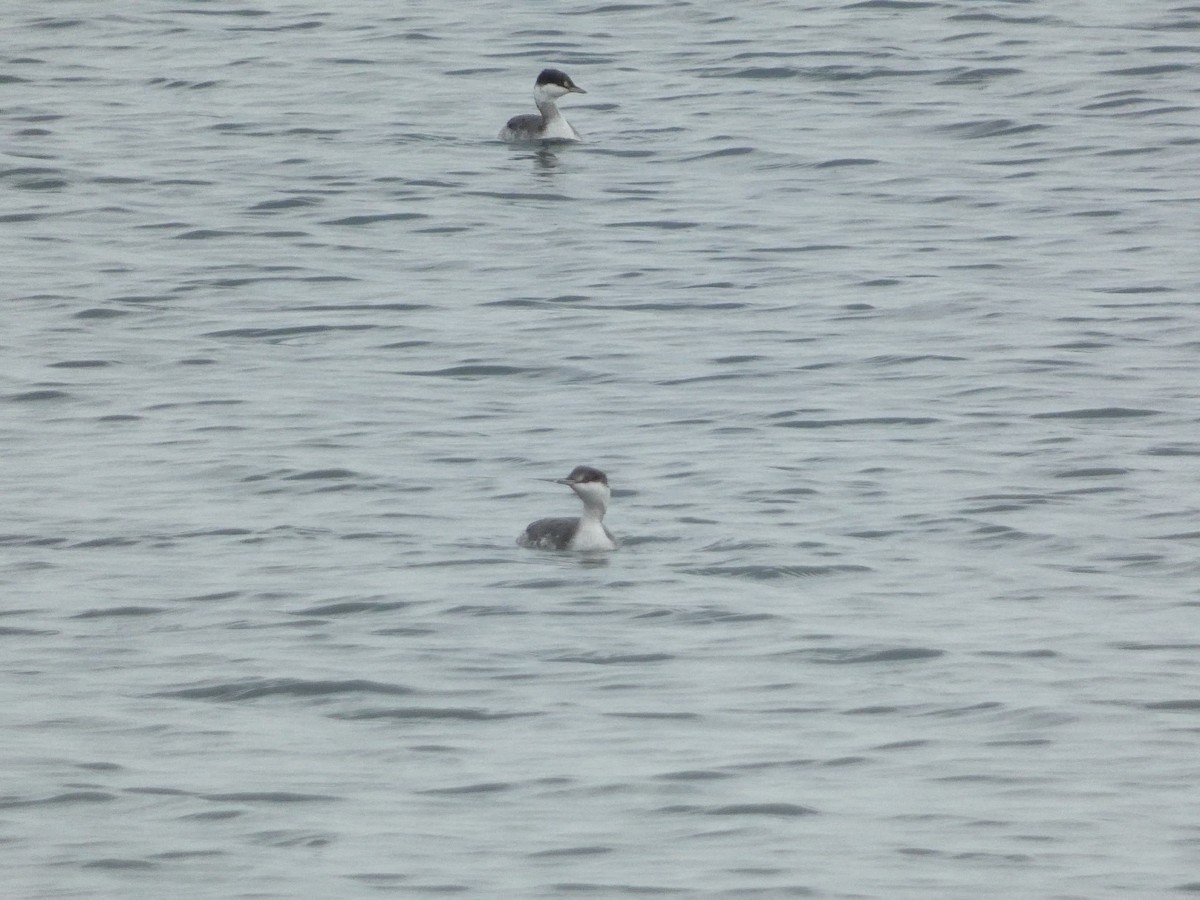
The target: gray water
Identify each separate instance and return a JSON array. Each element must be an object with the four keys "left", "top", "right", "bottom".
[{"left": 3, "top": 2, "right": 1200, "bottom": 897}]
